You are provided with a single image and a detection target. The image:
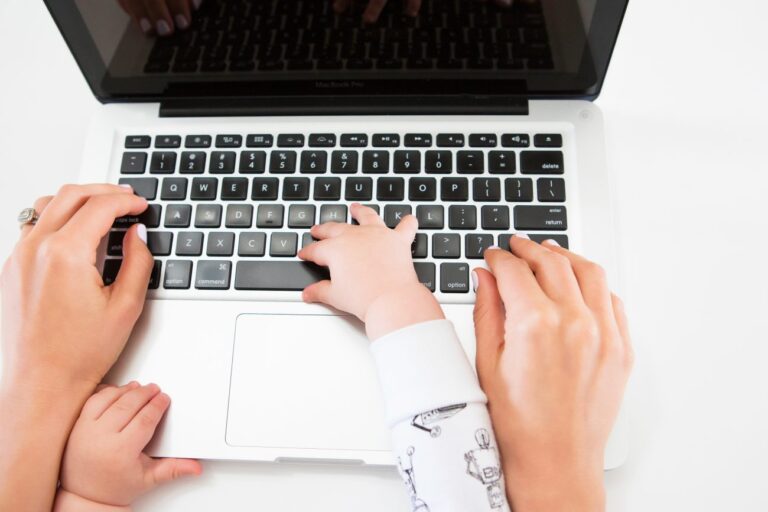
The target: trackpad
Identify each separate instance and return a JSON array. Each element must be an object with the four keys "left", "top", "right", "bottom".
[{"left": 225, "top": 313, "right": 391, "bottom": 452}]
